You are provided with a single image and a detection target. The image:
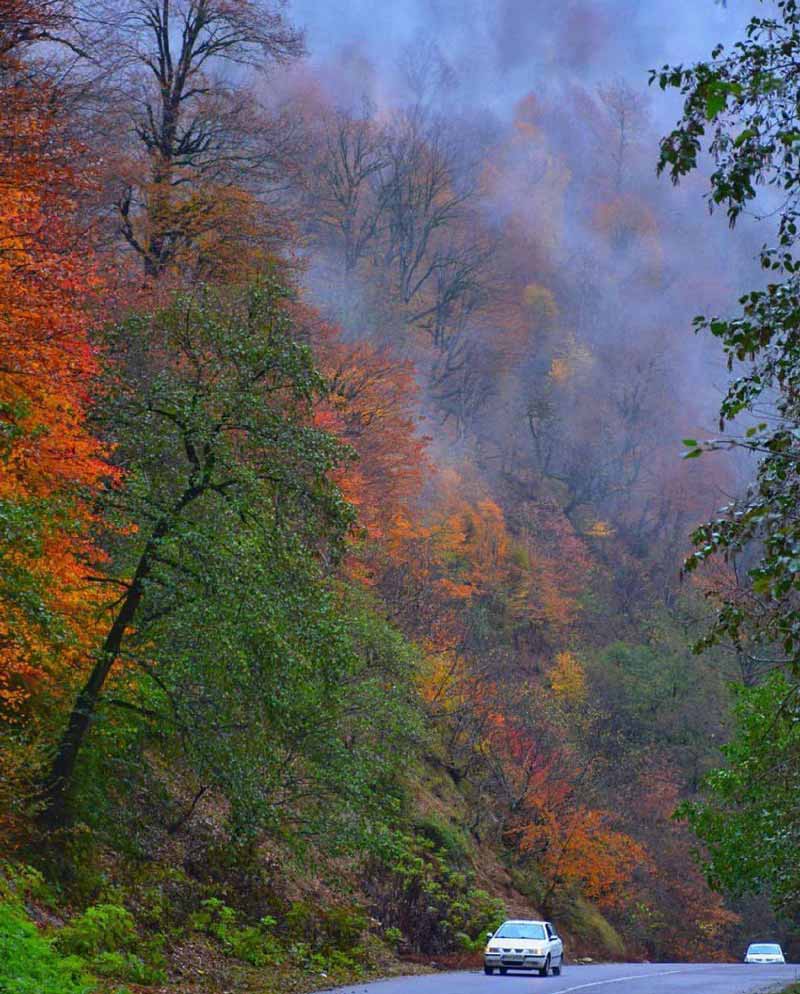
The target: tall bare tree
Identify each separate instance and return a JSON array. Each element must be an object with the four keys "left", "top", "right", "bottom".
[
  {"left": 596, "top": 78, "right": 648, "bottom": 193},
  {"left": 72, "top": 0, "right": 304, "bottom": 276},
  {"left": 309, "top": 102, "right": 497, "bottom": 429},
  {"left": 313, "top": 105, "right": 386, "bottom": 275}
]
